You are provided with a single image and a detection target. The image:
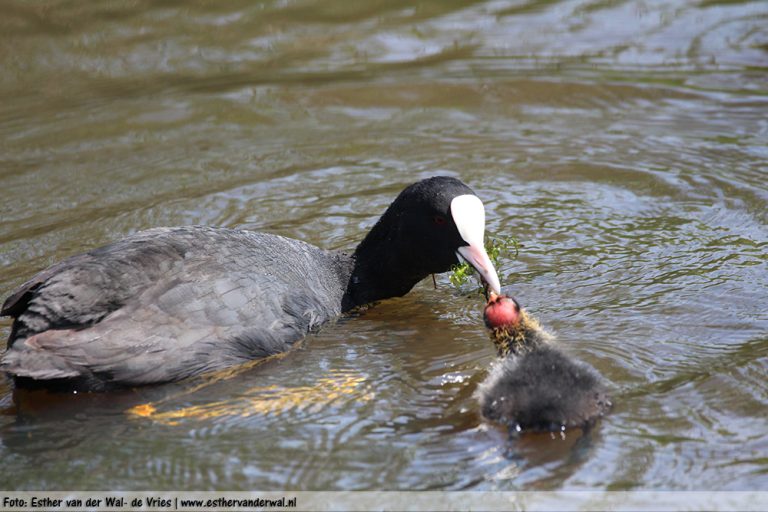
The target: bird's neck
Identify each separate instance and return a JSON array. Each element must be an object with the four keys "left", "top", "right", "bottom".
[
  {"left": 490, "top": 311, "right": 551, "bottom": 357},
  {"left": 340, "top": 221, "right": 424, "bottom": 310}
]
